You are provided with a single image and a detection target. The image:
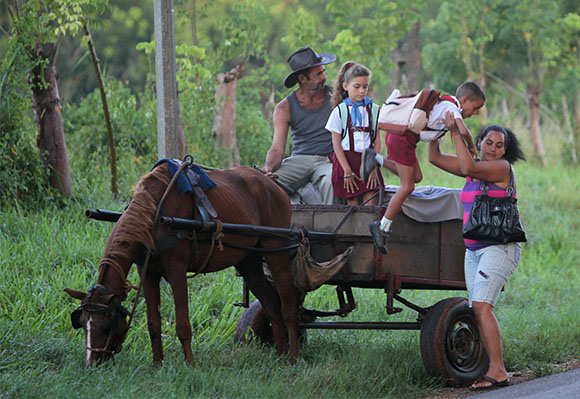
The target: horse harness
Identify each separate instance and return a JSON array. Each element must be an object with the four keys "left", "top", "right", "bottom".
[{"left": 143, "top": 158, "right": 296, "bottom": 274}]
